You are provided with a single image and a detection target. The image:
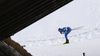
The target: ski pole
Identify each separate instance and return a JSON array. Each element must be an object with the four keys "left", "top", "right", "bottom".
[{"left": 72, "top": 26, "right": 84, "bottom": 30}]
